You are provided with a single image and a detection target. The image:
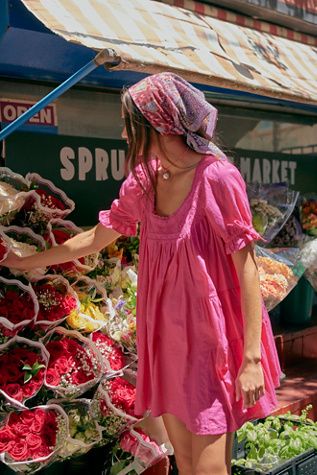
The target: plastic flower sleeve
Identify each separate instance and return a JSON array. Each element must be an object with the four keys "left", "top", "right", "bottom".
[
  {"left": 0, "top": 404, "right": 68, "bottom": 473},
  {"left": 256, "top": 246, "right": 305, "bottom": 311},
  {"left": 21, "top": 173, "right": 75, "bottom": 231},
  {"left": 247, "top": 183, "right": 299, "bottom": 243},
  {"left": 46, "top": 218, "right": 99, "bottom": 275},
  {"left": 67, "top": 276, "right": 109, "bottom": 333},
  {"left": 0, "top": 336, "right": 49, "bottom": 410},
  {"left": 42, "top": 327, "right": 103, "bottom": 398},
  {"left": 0, "top": 231, "right": 10, "bottom": 264},
  {"left": 0, "top": 167, "right": 29, "bottom": 226},
  {"left": 0, "top": 276, "right": 39, "bottom": 341},
  {"left": 300, "top": 194, "right": 317, "bottom": 236},
  {"left": 270, "top": 211, "right": 304, "bottom": 248},
  {"left": 49, "top": 398, "right": 103, "bottom": 459},
  {"left": 300, "top": 238, "right": 317, "bottom": 291},
  {"left": 32, "top": 274, "right": 80, "bottom": 330},
  {"left": 1, "top": 225, "right": 47, "bottom": 280},
  {"left": 91, "top": 373, "right": 141, "bottom": 440}
]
